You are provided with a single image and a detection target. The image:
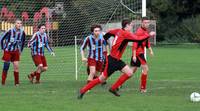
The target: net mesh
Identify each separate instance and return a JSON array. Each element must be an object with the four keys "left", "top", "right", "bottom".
[{"left": 0, "top": 0, "right": 155, "bottom": 80}]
